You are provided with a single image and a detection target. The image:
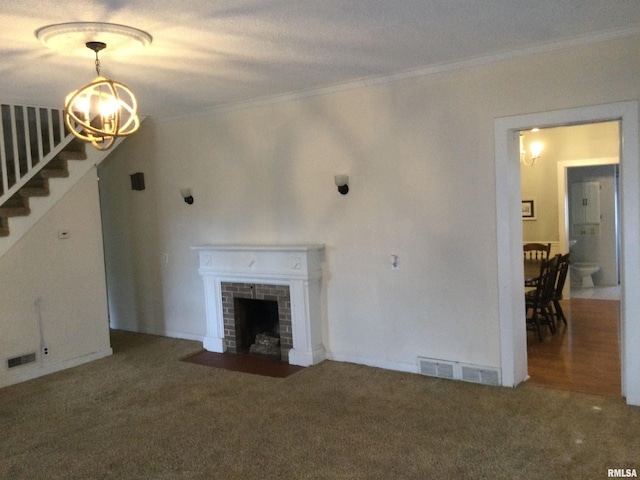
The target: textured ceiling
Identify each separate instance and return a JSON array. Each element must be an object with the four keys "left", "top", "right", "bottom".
[{"left": 2, "top": 0, "right": 640, "bottom": 119}]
